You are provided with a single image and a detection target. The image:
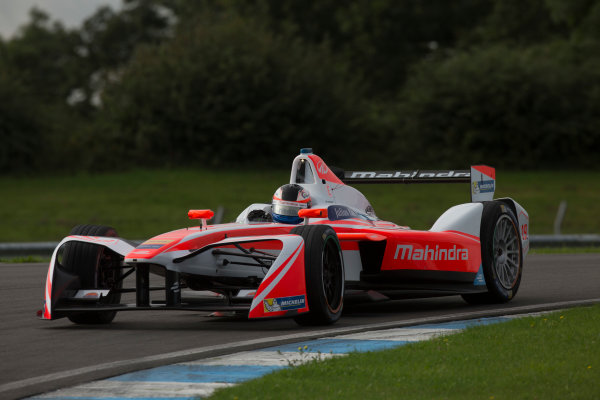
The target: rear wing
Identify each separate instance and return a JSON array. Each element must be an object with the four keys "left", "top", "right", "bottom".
[{"left": 340, "top": 165, "right": 495, "bottom": 202}]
